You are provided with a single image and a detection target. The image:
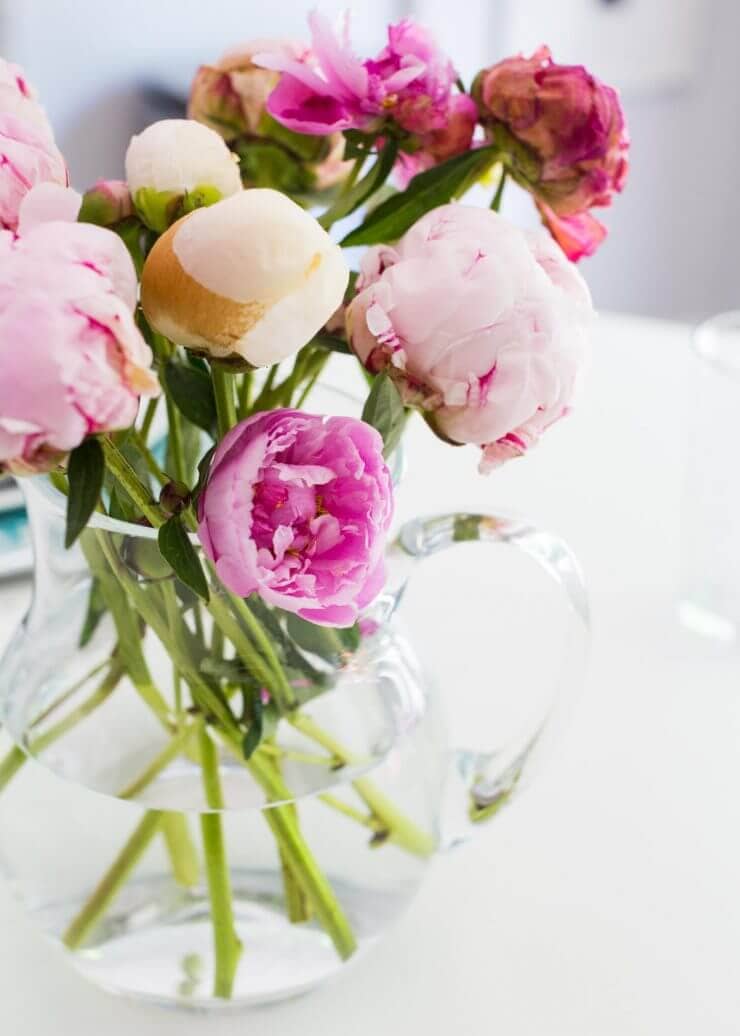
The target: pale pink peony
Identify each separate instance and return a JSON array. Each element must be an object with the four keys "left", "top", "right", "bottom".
[
  {"left": 0, "top": 112, "right": 67, "bottom": 232},
  {"left": 0, "top": 221, "right": 159, "bottom": 474},
  {"left": 197, "top": 410, "right": 393, "bottom": 626},
  {"left": 255, "top": 13, "right": 463, "bottom": 139},
  {"left": 346, "top": 204, "right": 593, "bottom": 472},
  {"left": 0, "top": 59, "right": 67, "bottom": 232},
  {"left": 474, "top": 46, "right": 628, "bottom": 259}
]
